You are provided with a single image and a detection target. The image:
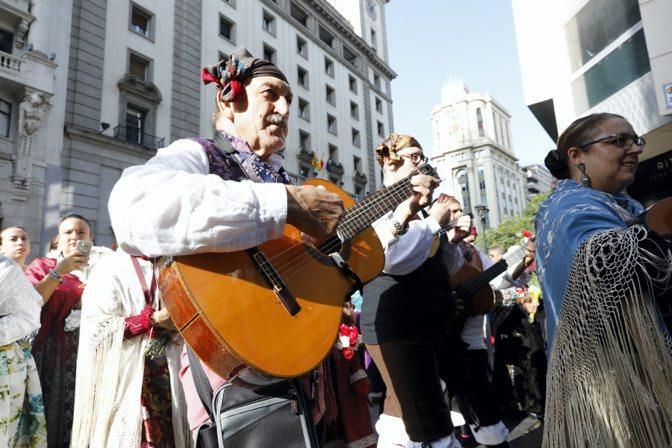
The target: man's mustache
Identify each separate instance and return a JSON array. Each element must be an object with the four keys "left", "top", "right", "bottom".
[{"left": 266, "top": 114, "right": 287, "bottom": 129}]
